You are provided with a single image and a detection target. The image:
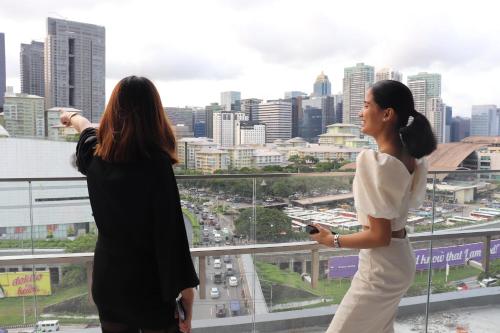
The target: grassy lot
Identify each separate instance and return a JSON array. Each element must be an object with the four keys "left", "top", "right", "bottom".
[
  {"left": 256, "top": 260, "right": 483, "bottom": 308},
  {"left": 0, "top": 283, "right": 95, "bottom": 327},
  {"left": 182, "top": 208, "right": 201, "bottom": 246}
]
